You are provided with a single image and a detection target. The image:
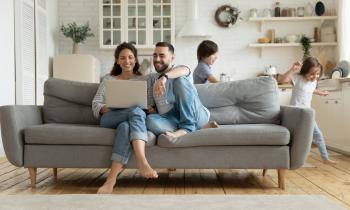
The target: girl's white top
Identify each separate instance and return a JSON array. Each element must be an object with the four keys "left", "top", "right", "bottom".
[{"left": 290, "top": 74, "right": 317, "bottom": 108}]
